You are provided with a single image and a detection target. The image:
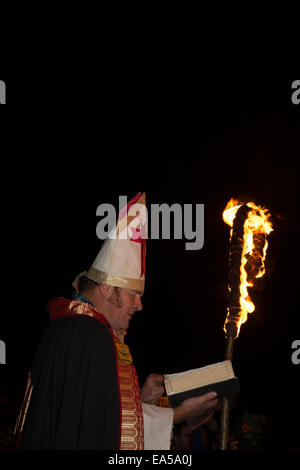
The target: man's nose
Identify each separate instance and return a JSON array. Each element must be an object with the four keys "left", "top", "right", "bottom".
[{"left": 134, "top": 296, "right": 143, "bottom": 311}]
